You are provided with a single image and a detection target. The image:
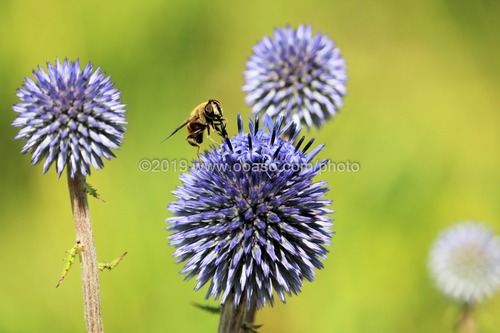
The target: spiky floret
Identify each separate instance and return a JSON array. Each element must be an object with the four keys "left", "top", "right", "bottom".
[
  {"left": 167, "top": 115, "right": 334, "bottom": 309},
  {"left": 12, "top": 58, "right": 127, "bottom": 178},
  {"left": 243, "top": 24, "right": 347, "bottom": 130}
]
